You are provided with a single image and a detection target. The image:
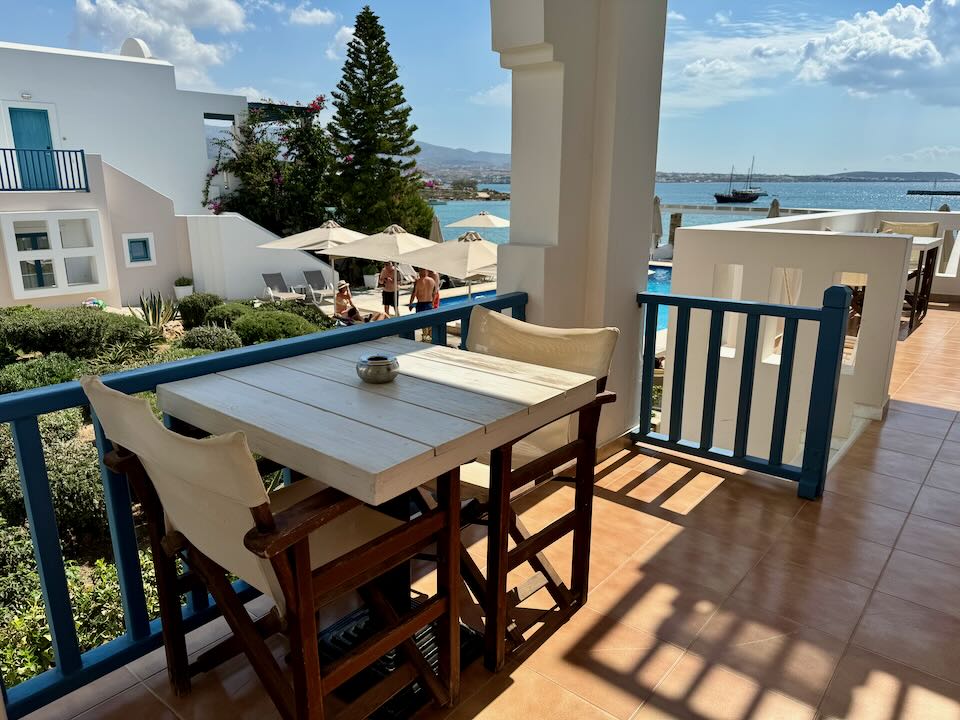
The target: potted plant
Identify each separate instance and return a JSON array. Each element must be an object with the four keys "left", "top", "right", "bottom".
[
  {"left": 362, "top": 262, "right": 380, "bottom": 290},
  {"left": 173, "top": 276, "right": 194, "bottom": 300}
]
